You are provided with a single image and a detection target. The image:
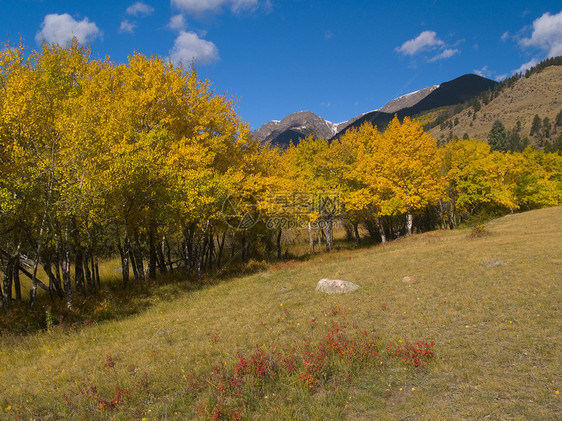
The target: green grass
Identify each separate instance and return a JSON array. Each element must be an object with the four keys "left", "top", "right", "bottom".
[{"left": 1, "top": 207, "right": 561, "bottom": 420}]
